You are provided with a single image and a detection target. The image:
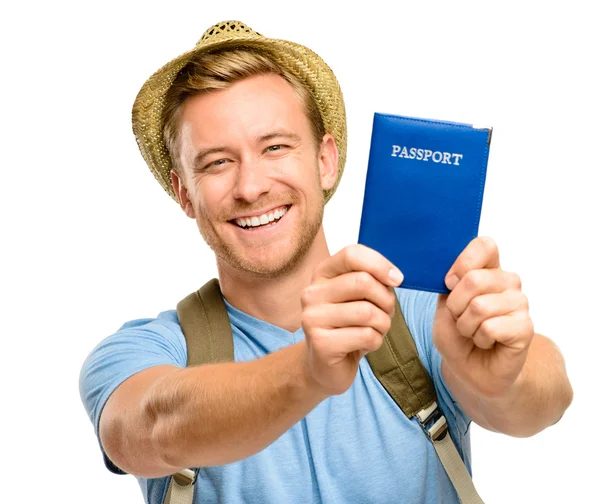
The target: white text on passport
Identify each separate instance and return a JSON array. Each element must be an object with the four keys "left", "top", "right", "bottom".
[{"left": 391, "top": 145, "right": 463, "bottom": 165}]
